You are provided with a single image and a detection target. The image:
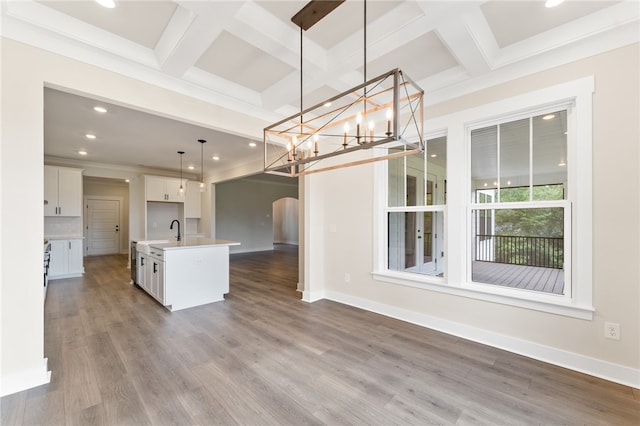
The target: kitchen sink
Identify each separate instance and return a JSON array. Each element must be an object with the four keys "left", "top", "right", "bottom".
[{"left": 136, "top": 240, "right": 170, "bottom": 254}]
